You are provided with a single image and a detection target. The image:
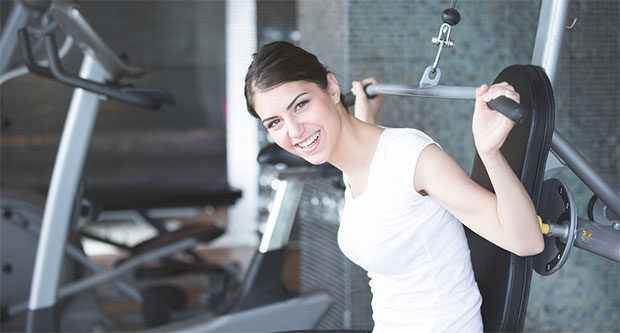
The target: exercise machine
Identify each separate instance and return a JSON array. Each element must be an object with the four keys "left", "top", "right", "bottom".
[
  {"left": 2, "top": 1, "right": 330, "bottom": 331},
  {"left": 343, "top": 0, "right": 619, "bottom": 331},
  {"left": 0, "top": 1, "right": 237, "bottom": 331},
  {"left": 148, "top": 144, "right": 335, "bottom": 332}
]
